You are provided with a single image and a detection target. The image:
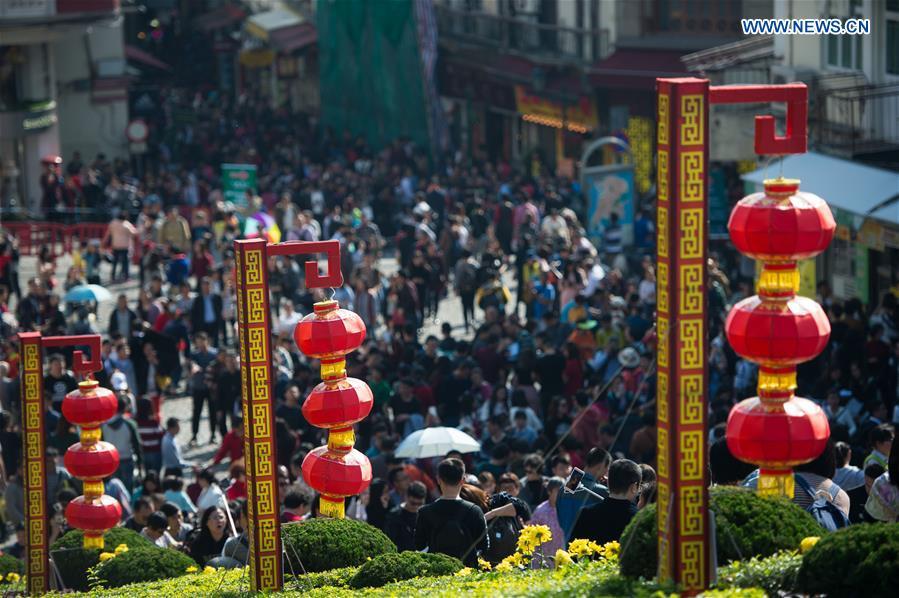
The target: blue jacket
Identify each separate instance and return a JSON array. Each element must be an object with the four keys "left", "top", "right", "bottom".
[{"left": 556, "top": 472, "right": 609, "bottom": 542}]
